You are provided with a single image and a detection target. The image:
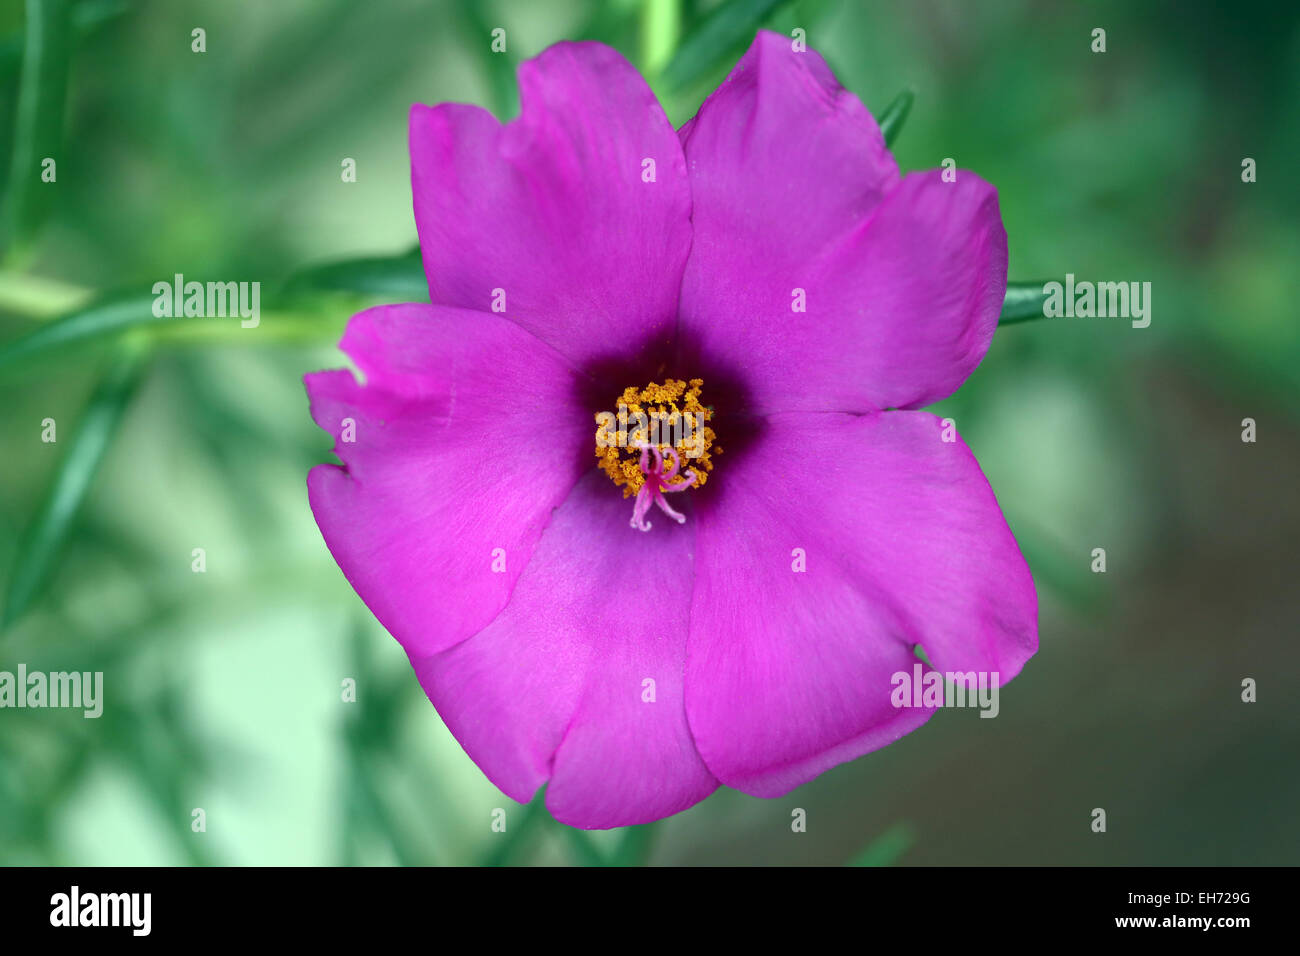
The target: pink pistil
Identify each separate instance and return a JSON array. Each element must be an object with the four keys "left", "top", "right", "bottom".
[{"left": 629, "top": 443, "right": 699, "bottom": 532}]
